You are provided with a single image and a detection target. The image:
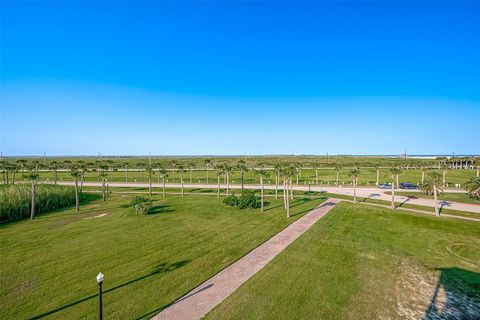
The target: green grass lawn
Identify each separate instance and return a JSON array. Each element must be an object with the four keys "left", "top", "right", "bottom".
[
  {"left": 207, "top": 202, "right": 480, "bottom": 319},
  {"left": 0, "top": 193, "right": 325, "bottom": 319},
  {"left": 384, "top": 191, "right": 480, "bottom": 205}
]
